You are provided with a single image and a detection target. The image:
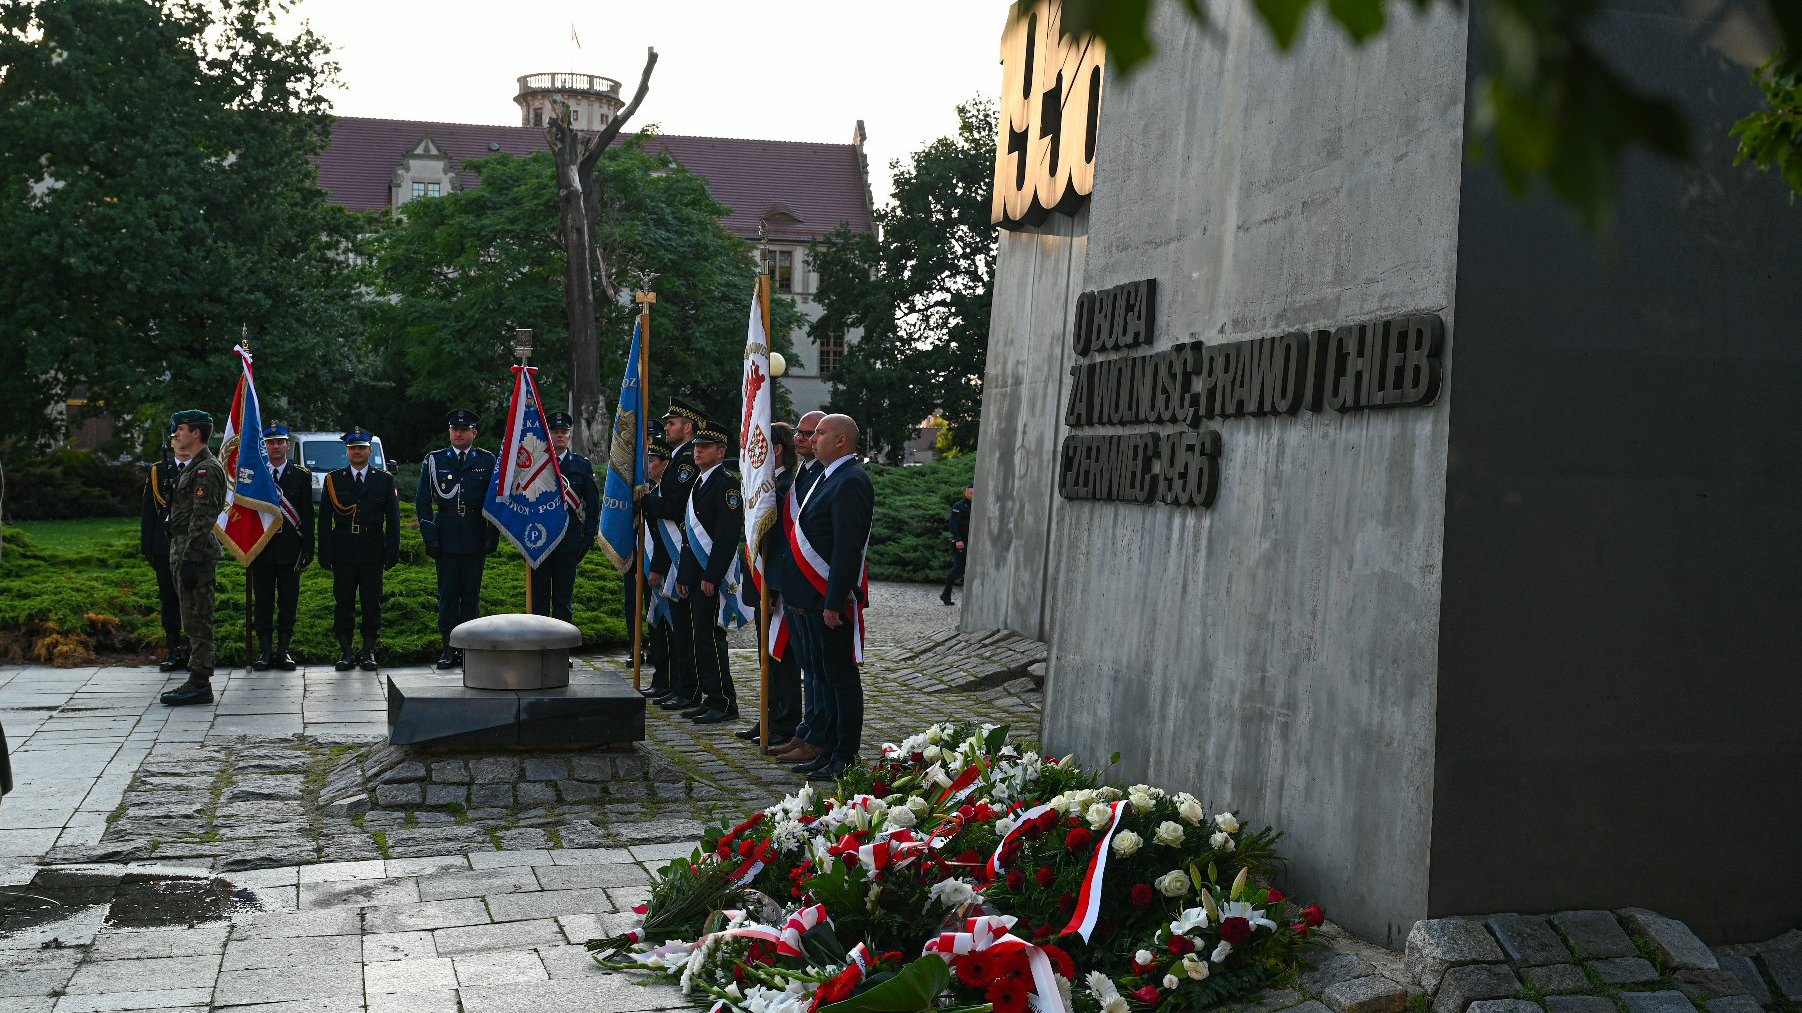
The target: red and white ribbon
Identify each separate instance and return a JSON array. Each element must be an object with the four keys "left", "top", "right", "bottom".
[
  {"left": 934, "top": 763, "right": 984, "bottom": 806},
  {"left": 1060, "top": 800, "right": 1126, "bottom": 942},
  {"left": 924, "top": 916, "right": 1066, "bottom": 1013},
  {"left": 986, "top": 803, "right": 1056, "bottom": 879},
  {"left": 777, "top": 904, "right": 830, "bottom": 958}
]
